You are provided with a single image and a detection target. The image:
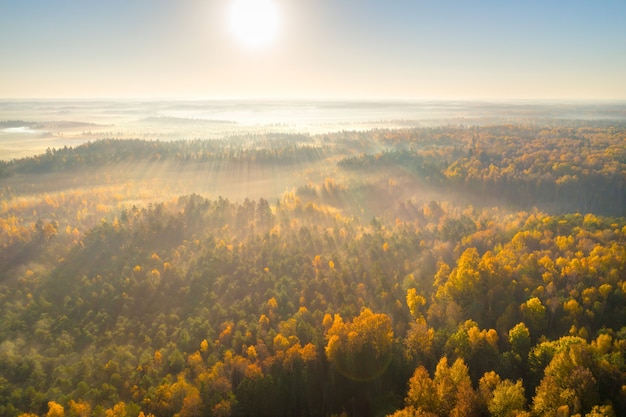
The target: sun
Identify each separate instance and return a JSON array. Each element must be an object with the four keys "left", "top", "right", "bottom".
[{"left": 229, "top": 0, "right": 280, "bottom": 48}]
